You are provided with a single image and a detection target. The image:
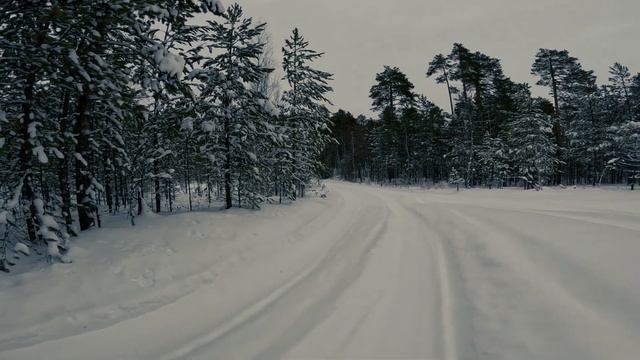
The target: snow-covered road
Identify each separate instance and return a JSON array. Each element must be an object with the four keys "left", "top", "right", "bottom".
[{"left": 2, "top": 181, "right": 640, "bottom": 359}]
